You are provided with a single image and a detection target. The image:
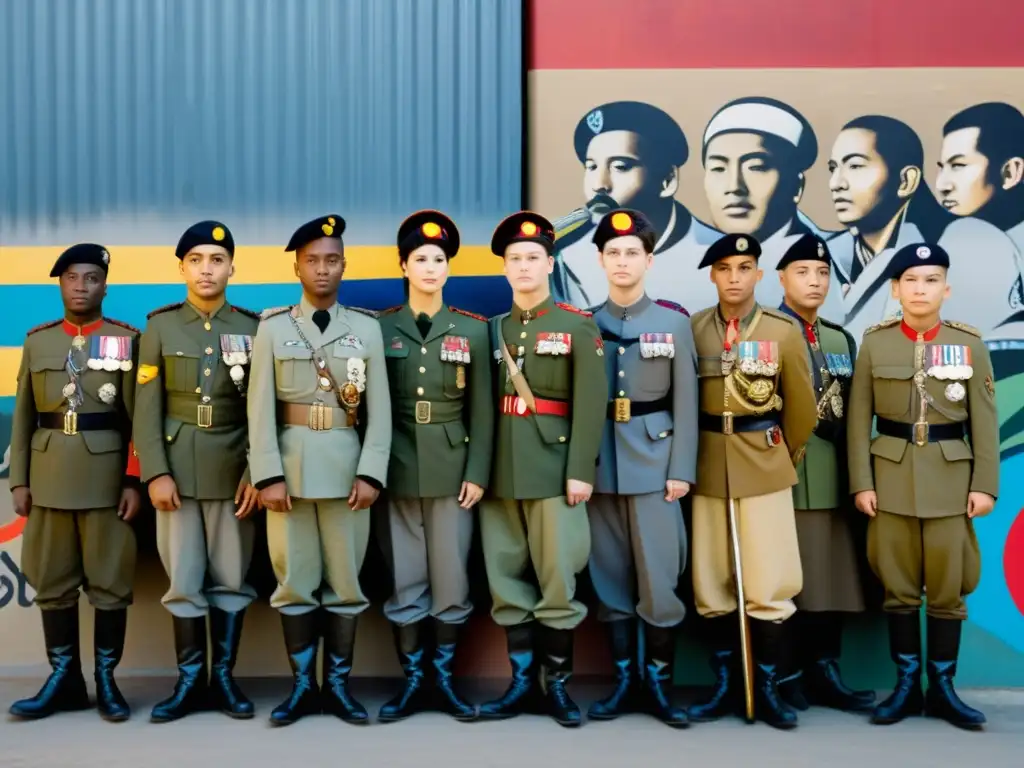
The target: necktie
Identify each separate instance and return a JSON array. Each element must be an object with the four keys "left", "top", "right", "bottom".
[
  {"left": 724, "top": 317, "right": 740, "bottom": 352},
  {"left": 415, "top": 312, "right": 433, "bottom": 339},
  {"left": 312, "top": 309, "right": 330, "bottom": 333},
  {"left": 805, "top": 322, "right": 818, "bottom": 347}
]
